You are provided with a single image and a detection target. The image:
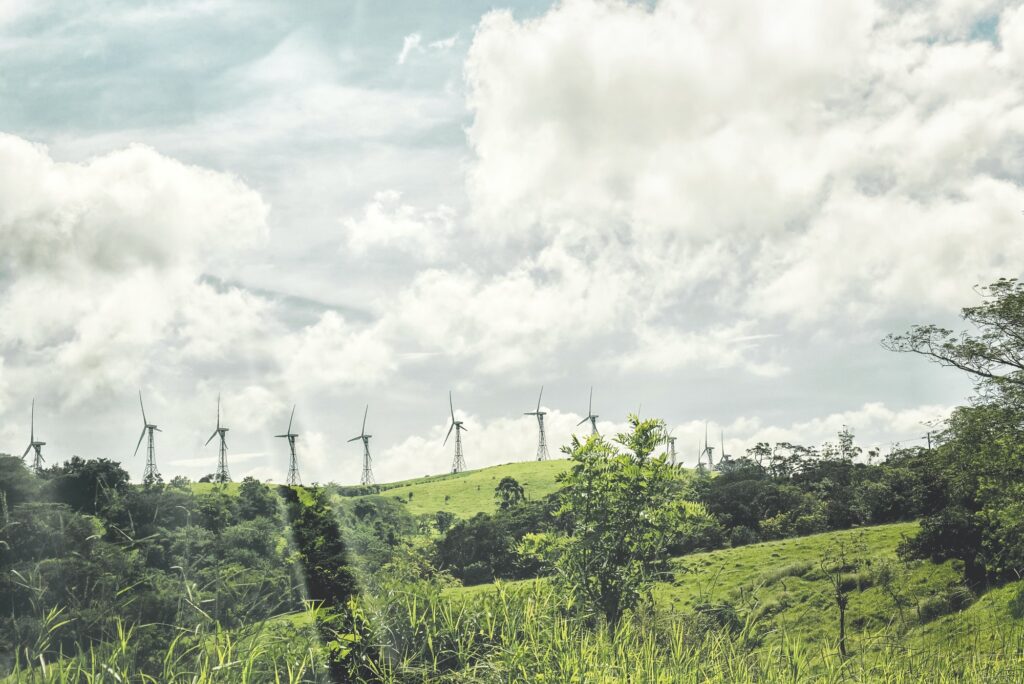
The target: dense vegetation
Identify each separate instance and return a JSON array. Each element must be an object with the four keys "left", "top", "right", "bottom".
[{"left": 3, "top": 278, "right": 1024, "bottom": 681}]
